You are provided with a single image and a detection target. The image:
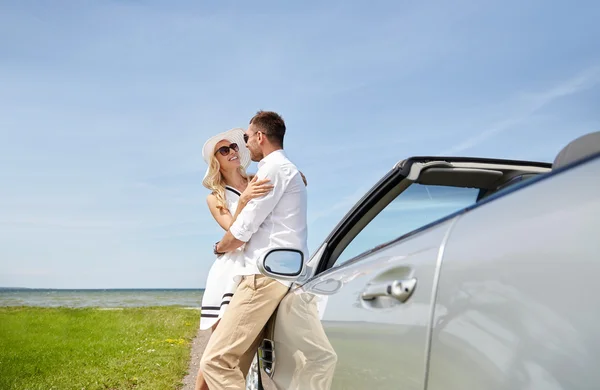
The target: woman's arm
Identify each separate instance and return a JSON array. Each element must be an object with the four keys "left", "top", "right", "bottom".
[
  {"left": 206, "top": 194, "right": 246, "bottom": 231},
  {"left": 206, "top": 177, "right": 273, "bottom": 231}
]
